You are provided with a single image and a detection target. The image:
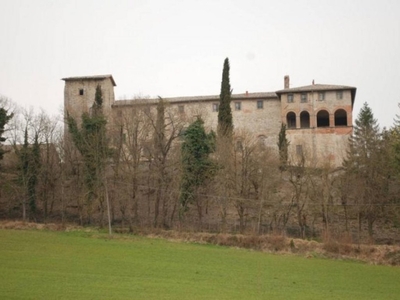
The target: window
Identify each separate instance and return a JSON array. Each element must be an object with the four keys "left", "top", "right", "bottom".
[
  {"left": 296, "top": 145, "right": 303, "bottom": 156},
  {"left": 334, "top": 109, "right": 347, "bottom": 126},
  {"left": 236, "top": 140, "right": 243, "bottom": 151},
  {"left": 286, "top": 112, "right": 296, "bottom": 129},
  {"left": 178, "top": 105, "right": 184, "bottom": 113},
  {"left": 318, "top": 92, "right": 325, "bottom": 101},
  {"left": 258, "top": 135, "right": 267, "bottom": 148},
  {"left": 235, "top": 102, "right": 241, "bottom": 111},
  {"left": 79, "top": 89, "right": 84, "bottom": 96},
  {"left": 179, "top": 127, "right": 187, "bottom": 140},
  {"left": 300, "top": 111, "right": 310, "bottom": 128},
  {"left": 317, "top": 110, "right": 330, "bottom": 127},
  {"left": 287, "top": 94, "right": 294, "bottom": 103},
  {"left": 257, "top": 100, "right": 263, "bottom": 109},
  {"left": 301, "top": 93, "right": 307, "bottom": 103},
  {"left": 212, "top": 103, "right": 219, "bottom": 112},
  {"left": 336, "top": 91, "right": 343, "bottom": 100}
]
